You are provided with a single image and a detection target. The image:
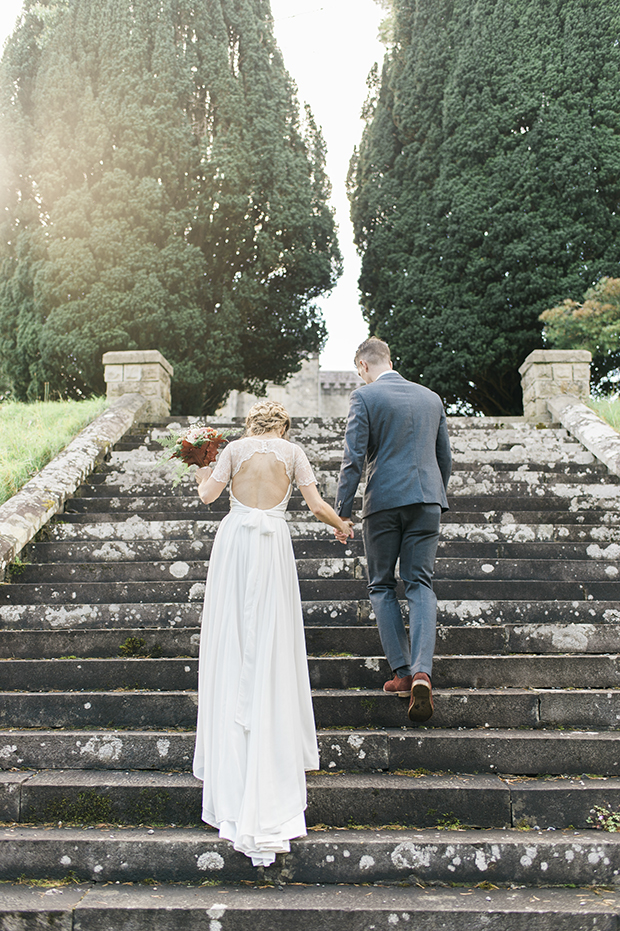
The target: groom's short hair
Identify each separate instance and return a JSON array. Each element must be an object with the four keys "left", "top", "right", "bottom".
[{"left": 354, "top": 337, "right": 391, "bottom": 367}]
